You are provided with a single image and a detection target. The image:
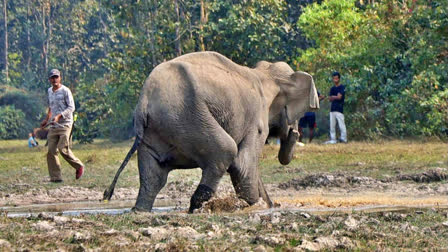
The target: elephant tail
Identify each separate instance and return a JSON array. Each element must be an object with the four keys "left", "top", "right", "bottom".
[{"left": 103, "top": 136, "right": 141, "bottom": 201}]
